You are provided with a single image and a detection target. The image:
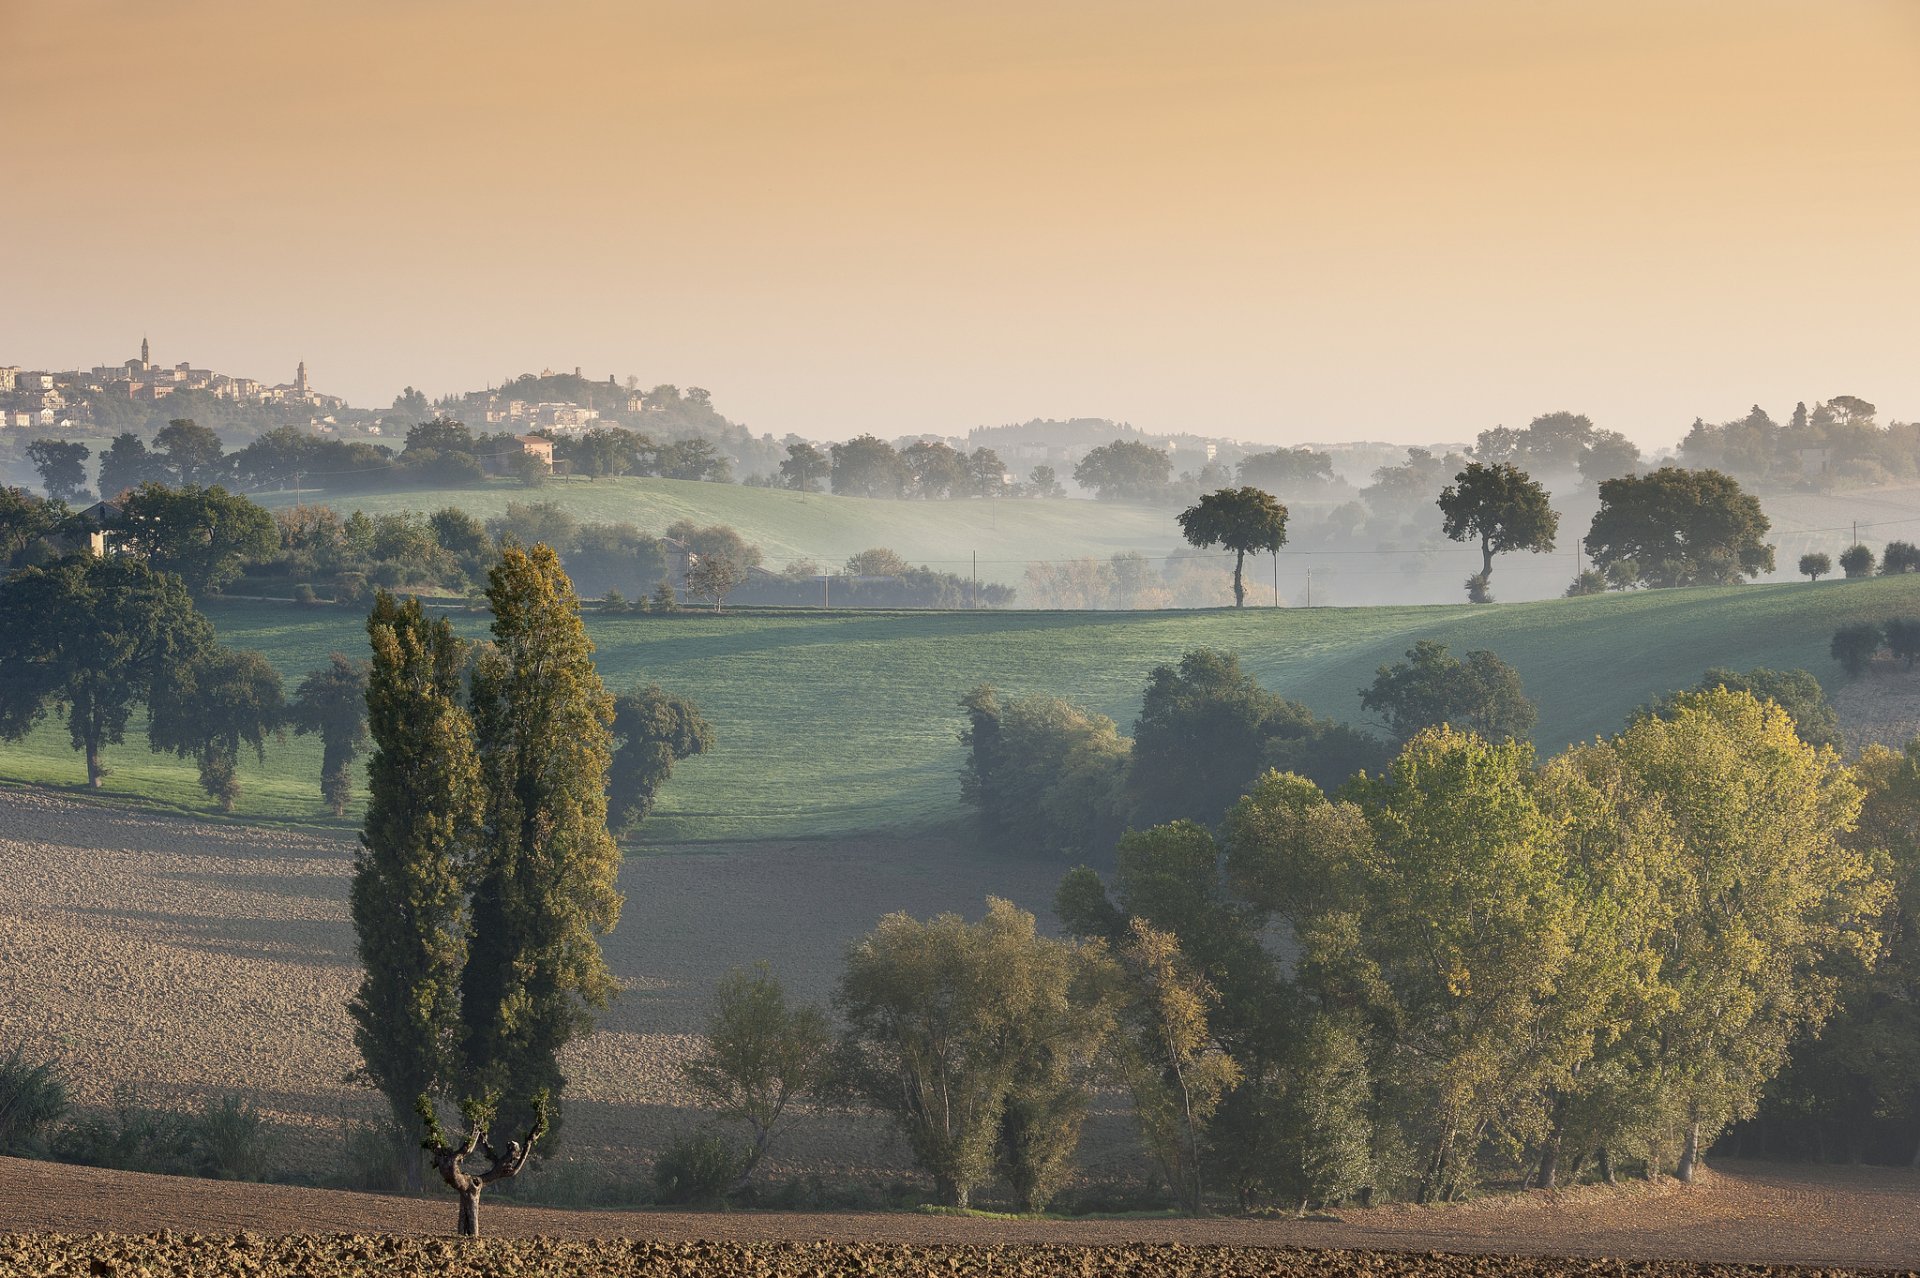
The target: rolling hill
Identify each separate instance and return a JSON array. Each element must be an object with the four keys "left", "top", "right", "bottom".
[{"left": 3, "top": 577, "right": 1917, "bottom": 842}]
